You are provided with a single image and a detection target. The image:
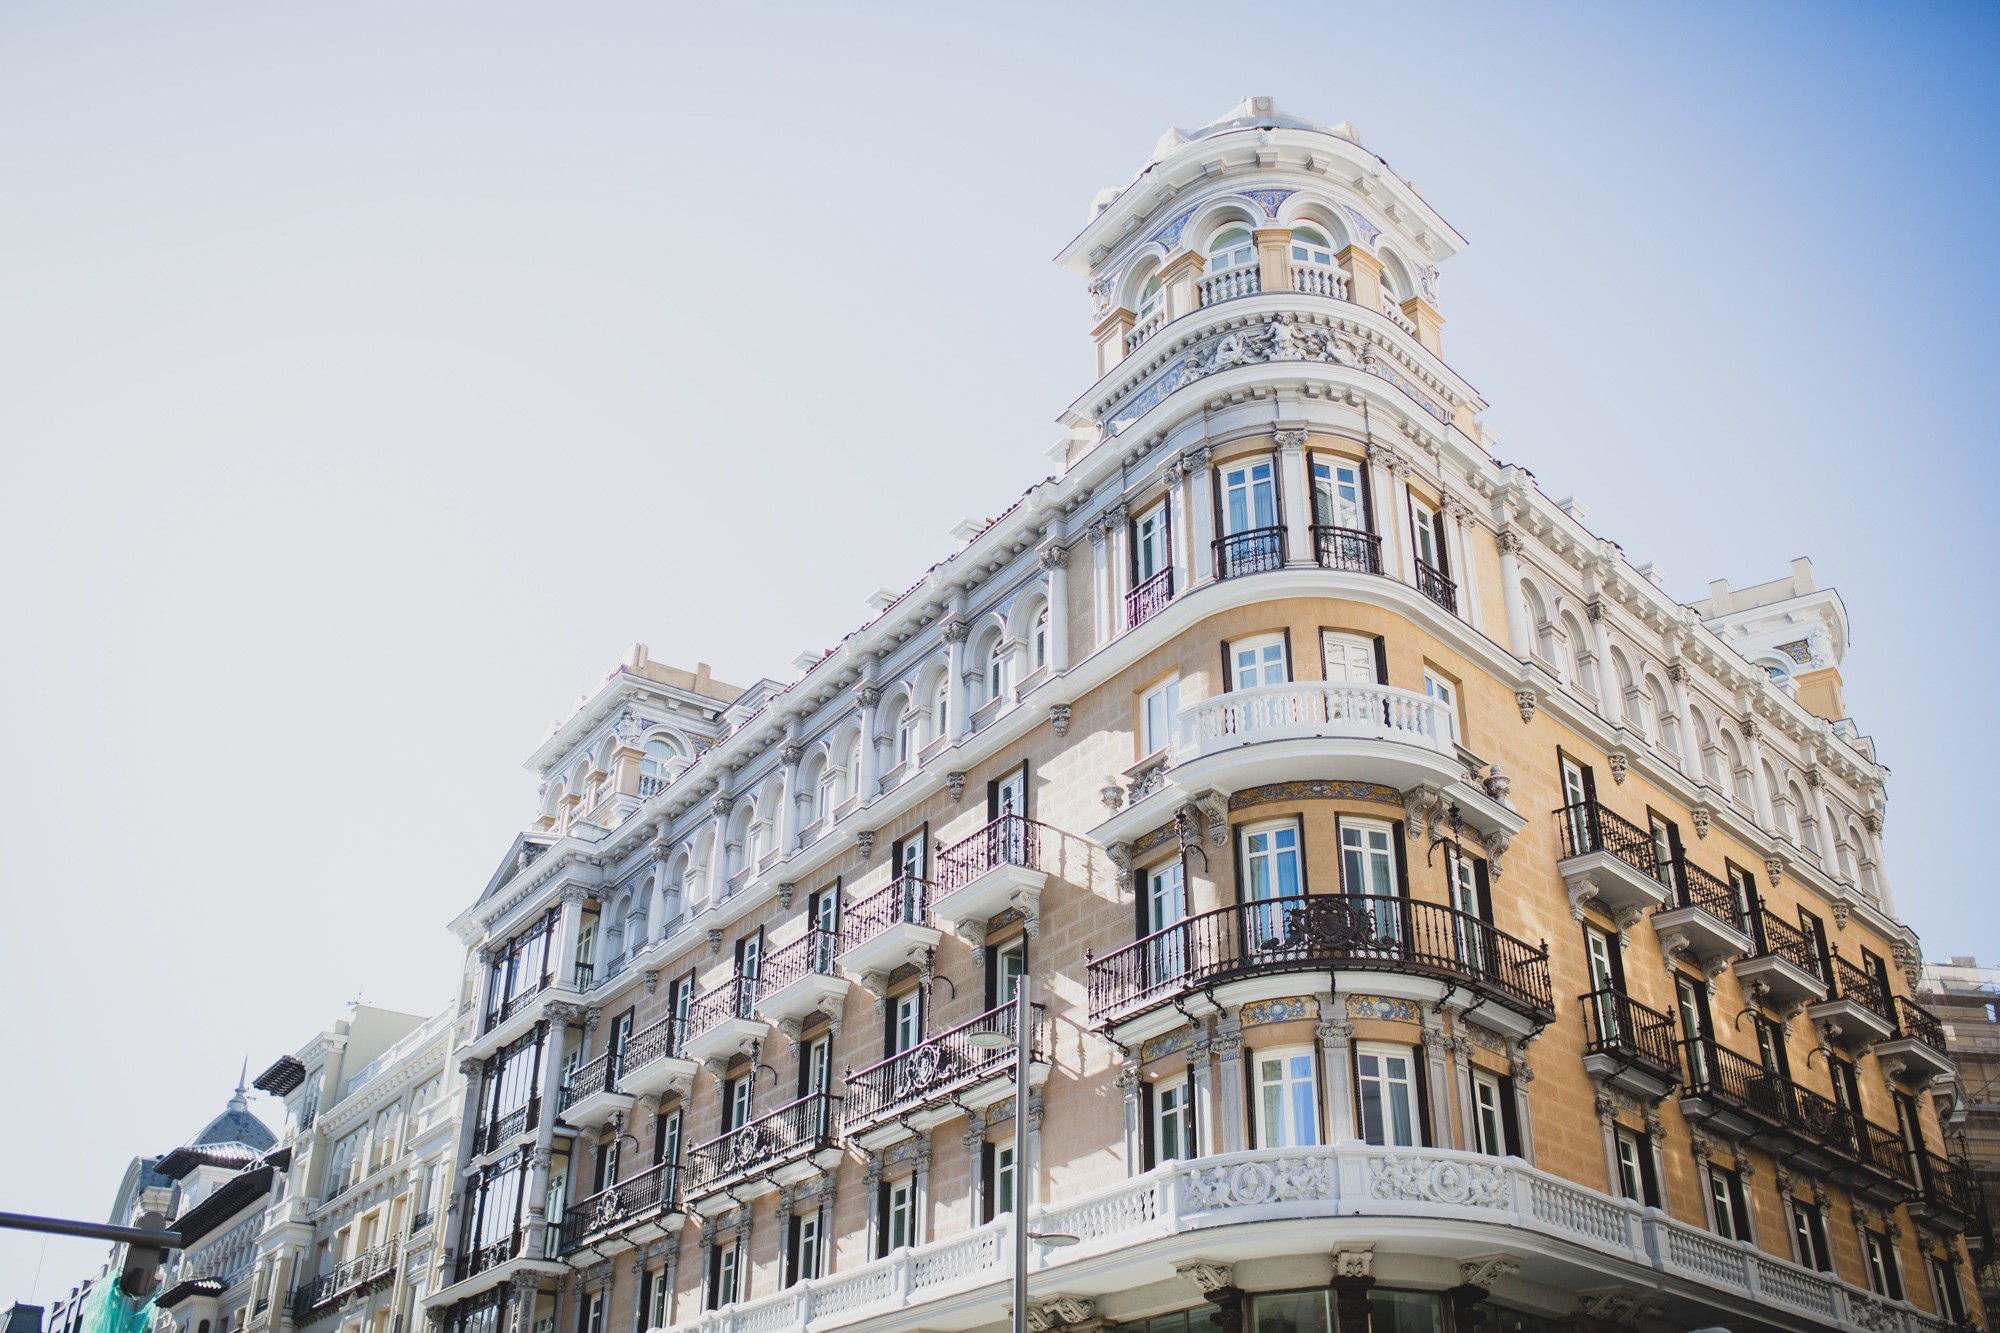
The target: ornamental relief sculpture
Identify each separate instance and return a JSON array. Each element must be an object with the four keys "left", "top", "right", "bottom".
[{"left": 1178, "top": 312, "right": 1365, "bottom": 387}]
